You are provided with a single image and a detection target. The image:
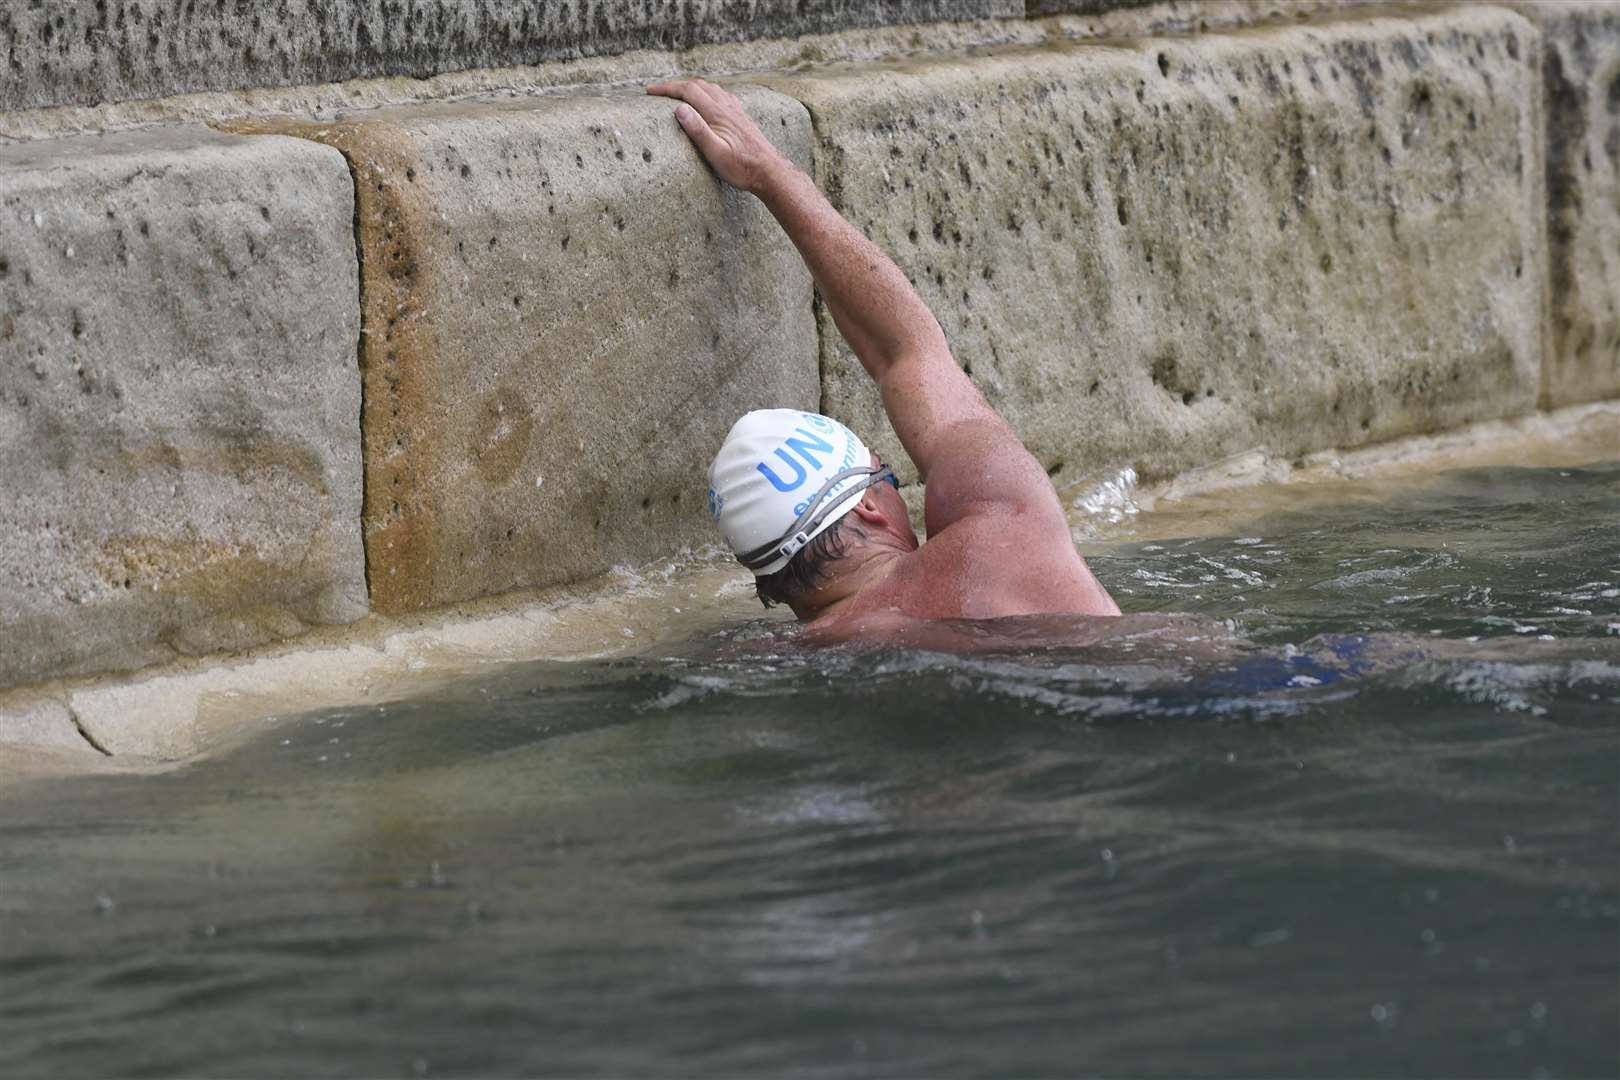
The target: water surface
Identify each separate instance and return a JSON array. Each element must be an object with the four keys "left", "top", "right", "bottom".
[{"left": 3, "top": 462, "right": 1617, "bottom": 1078}]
